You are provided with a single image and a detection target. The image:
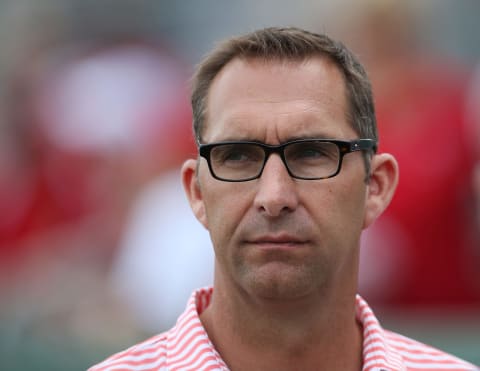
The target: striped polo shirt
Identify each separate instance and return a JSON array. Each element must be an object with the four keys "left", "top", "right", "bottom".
[{"left": 89, "top": 287, "right": 479, "bottom": 371}]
